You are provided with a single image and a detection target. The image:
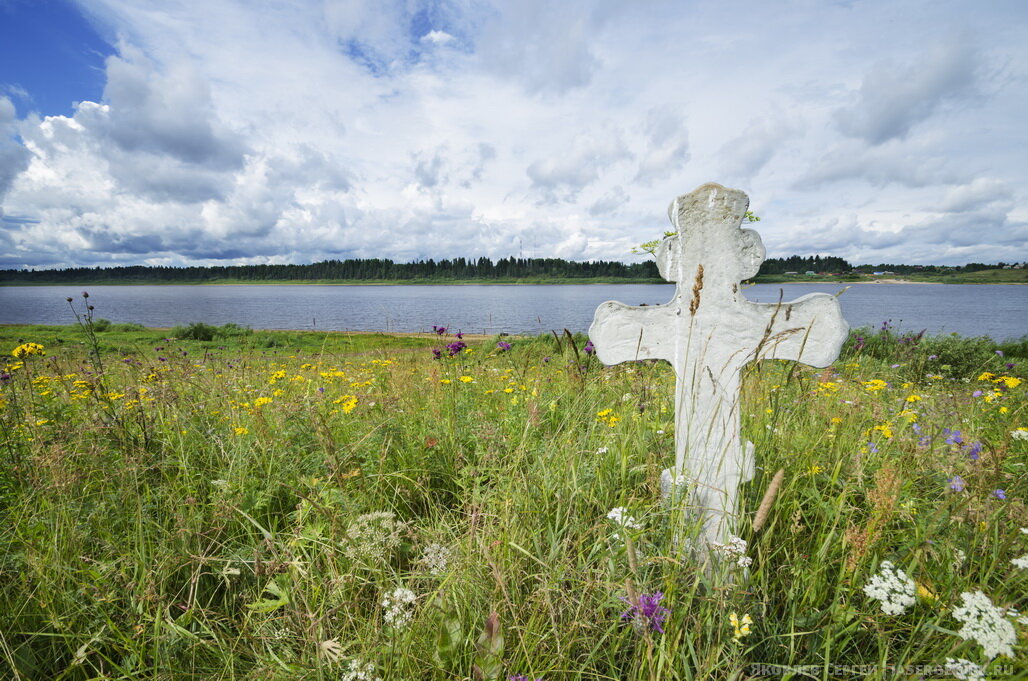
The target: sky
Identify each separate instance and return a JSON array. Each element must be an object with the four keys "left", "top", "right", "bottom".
[{"left": 0, "top": 0, "right": 1026, "bottom": 270}]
